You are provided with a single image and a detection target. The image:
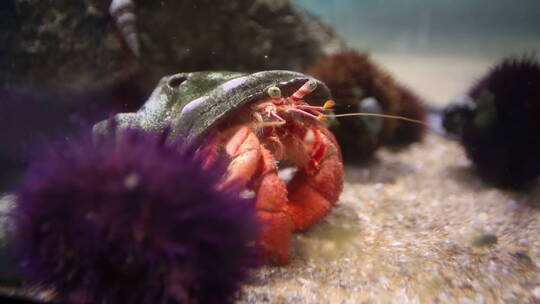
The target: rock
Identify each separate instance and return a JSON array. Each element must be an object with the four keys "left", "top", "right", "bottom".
[
  {"left": 1, "top": 0, "right": 139, "bottom": 99},
  {"left": 0, "top": 0, "right": 345, "bottom": 190},
  {"left": 1, "top": 0, "right": 345, "bottom": 100}
]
